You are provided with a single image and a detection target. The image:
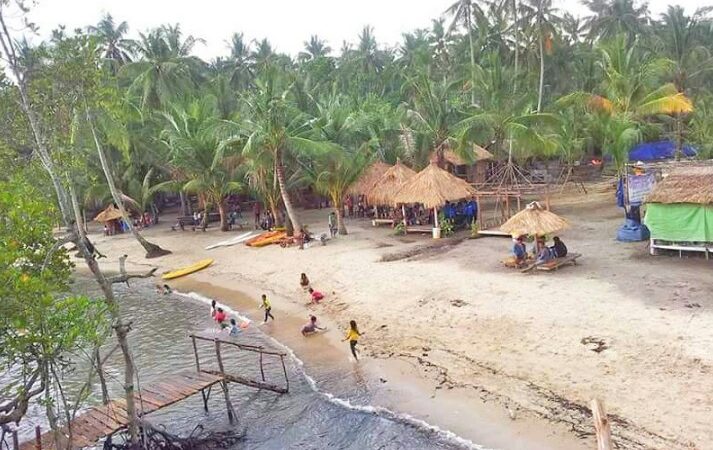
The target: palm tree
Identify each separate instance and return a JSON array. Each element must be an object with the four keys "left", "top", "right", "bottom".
[
  {"left": 87, "top": 14, "right": 135, "bottom": 68},
  {"left": 520, "top": 0, "right": 562, "bottom": 112},
  {"left": 444, "top": 0, "right": 484, "bottom": 105},
  {"left": 303, "top": 97, "right": 372, "bottom": 235},
  {"left": 161, "top": 96, "right": 243, "bottom": 231},
  {"left": 400, "top": 74, "right": 462, "bottom": 168},
  {"left": 240, "top": 66, "right": 332, "bottom": 233},
  {"left": 299, "top": 35, "right": 331, "bottom": 62},
  {"left": 583, "top": 0, "right": 650, "bottom": 43},
  {"left": 121, "top": 26, "right": 204, "bottom": 109},
  {"left": 223, "top": 32, "right": 254, "bottom": 90}
]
